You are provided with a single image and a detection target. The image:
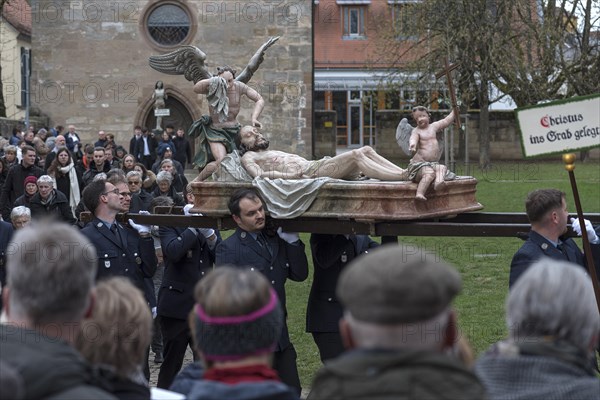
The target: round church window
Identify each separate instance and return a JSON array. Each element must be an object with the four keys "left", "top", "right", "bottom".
[{"left": 146, "top": 4, "right": 191, "bottom": 46}]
